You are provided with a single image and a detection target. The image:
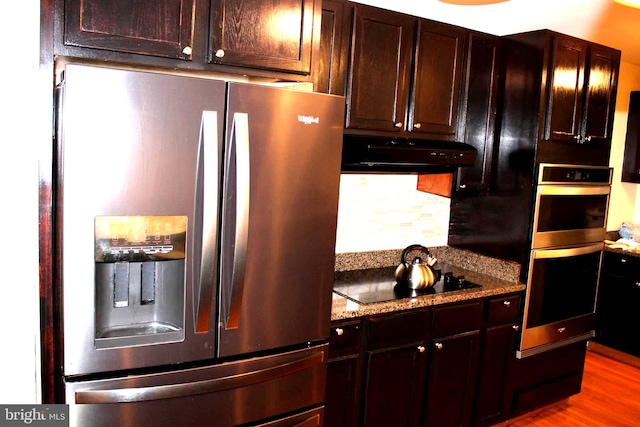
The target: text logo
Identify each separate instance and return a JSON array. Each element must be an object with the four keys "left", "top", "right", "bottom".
[
  {"left": 297, "top": 115, "right": 320, "bottom": 125},
  {"left": 1, "top": 405, "right": 68, "bottom": 426}
]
